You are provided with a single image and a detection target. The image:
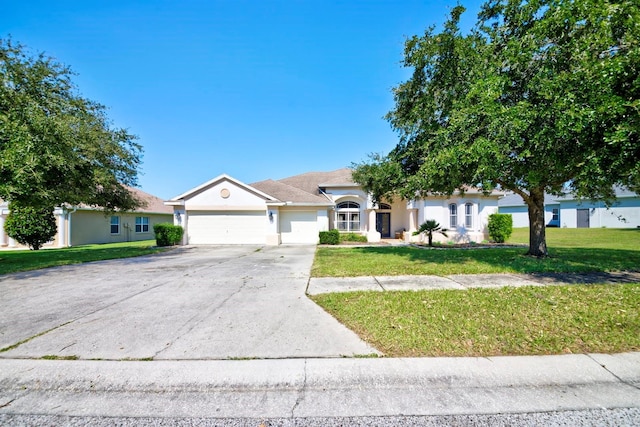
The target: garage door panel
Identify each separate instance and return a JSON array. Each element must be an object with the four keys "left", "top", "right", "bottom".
[
  {"left": 280, "top": 211, "right": 318, "bottom": 244},
  {"left": 188, "top": 211, "right": 266, "bottom": 244}
]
